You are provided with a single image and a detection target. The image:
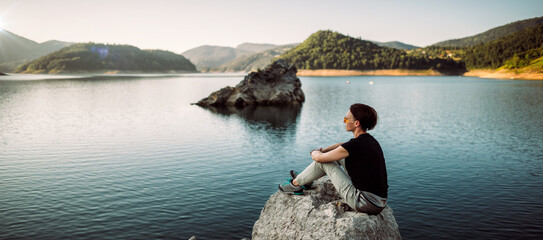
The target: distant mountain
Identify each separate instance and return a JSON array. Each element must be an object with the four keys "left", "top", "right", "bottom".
[
  {"left": 181, "top": 43, "right": 277, "bottom": 69},
  {"left": 373, "top": 41, "right": 419, "bottom": 50},
  {"left": 235, "top": 43, "right": 277, "bottom": 53},
  {"left": 209, "top": 44, "right": 298, "bottom": 72},
  {"left": 432, "top": 16, "right": 543, "bottom": 47},
  {"left": 279, "top": 30, "right": 465, "bottom": 73},
  {"left": 39, "top": 40, "right": 74, "bottom": 53},
  {"left": 15, "top": 43, "right": 196, "bottom": 74},
  {"left": 0, "top": 29, "right": 73, "bottom": 72},
  {"left": 181, "top": 45, "right": 246, "bottom": 69}
]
